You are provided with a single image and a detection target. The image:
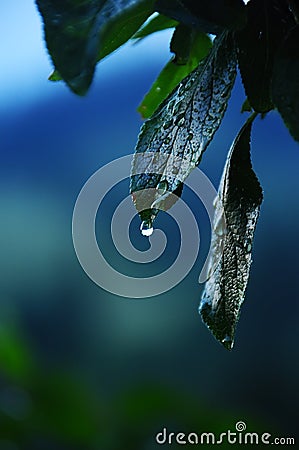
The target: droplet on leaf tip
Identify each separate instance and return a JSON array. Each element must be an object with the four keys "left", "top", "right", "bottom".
[{"left": 140, "top": 220, "right": 154, "bottom": 237}]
